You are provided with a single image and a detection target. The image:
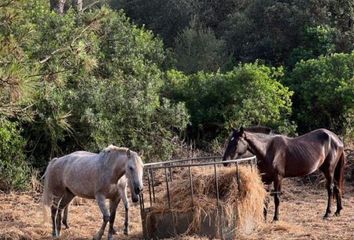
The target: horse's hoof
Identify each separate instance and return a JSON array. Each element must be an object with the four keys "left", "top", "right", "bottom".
[
  {"left": 124, "top": 229, "right": 129, "bottom": 235},
  {"left": 52, "top": 232, "right": 60, "bottom": 238},
  {"left": 323, "top": 214, "right": 330, "bottom": 219},
  {"left": 334, "top": 212, "right": 341, "bottom": 217},
  {"left": 93, "top": 235, "right": 101, "bottom": 240}
]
